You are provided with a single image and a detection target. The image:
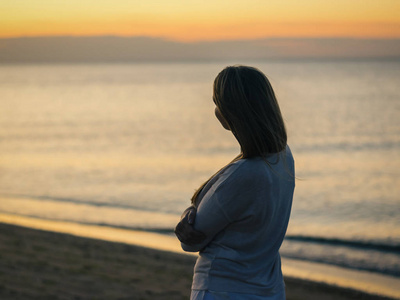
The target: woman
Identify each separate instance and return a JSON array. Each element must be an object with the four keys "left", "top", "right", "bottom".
[{"left": 175, "top": 65, "right": 295, "bottom": 300}]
